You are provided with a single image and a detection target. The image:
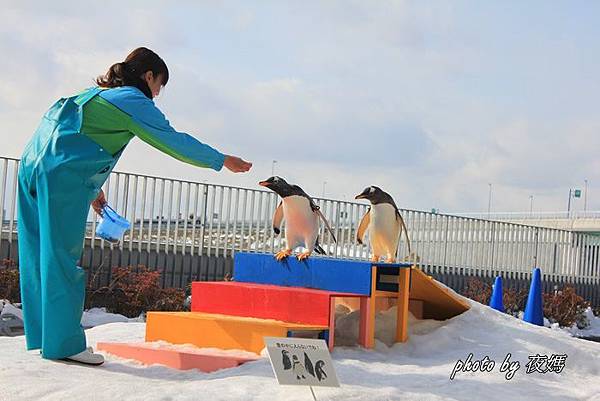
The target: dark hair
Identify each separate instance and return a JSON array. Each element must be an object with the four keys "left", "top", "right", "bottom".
[{"left": 96, "top": 47, "right": 169, "bottom": 99}]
